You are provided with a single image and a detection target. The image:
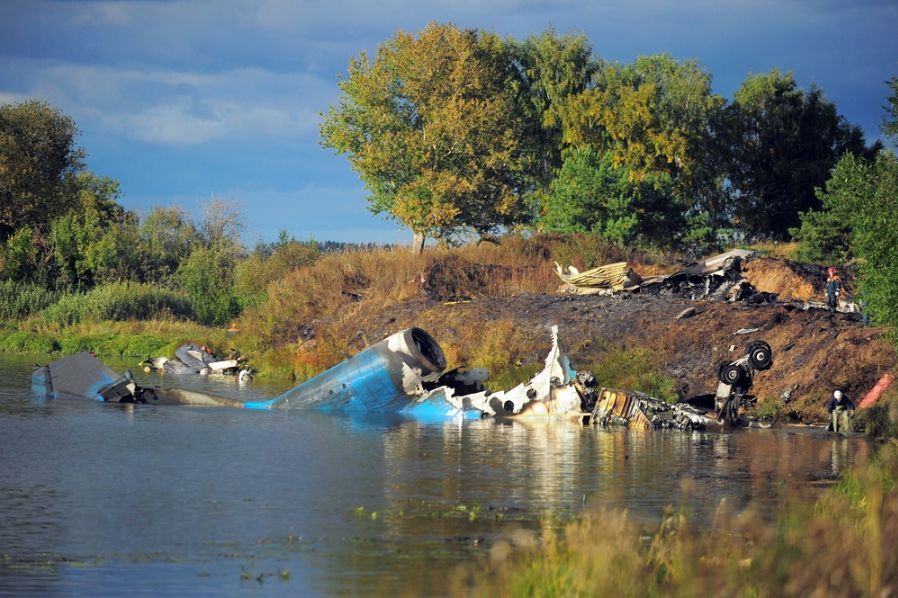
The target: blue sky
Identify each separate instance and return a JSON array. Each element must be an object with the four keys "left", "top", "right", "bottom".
[{"left": 1, "top": 0, "right": 896, "bottom": 246}]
